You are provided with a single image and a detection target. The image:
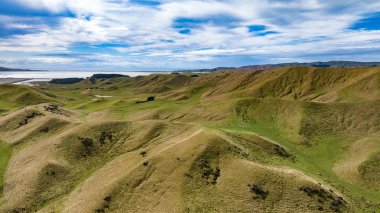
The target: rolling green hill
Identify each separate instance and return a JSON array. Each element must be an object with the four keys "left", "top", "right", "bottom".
[{"left": 0, "top": 67, "right": 379, "bottom": 212}]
